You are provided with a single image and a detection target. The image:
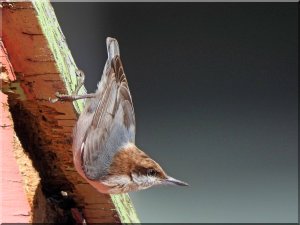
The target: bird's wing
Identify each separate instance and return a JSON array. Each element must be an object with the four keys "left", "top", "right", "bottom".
[{"left": 76, "top": 38, "right": 135, "bottom": 180}]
